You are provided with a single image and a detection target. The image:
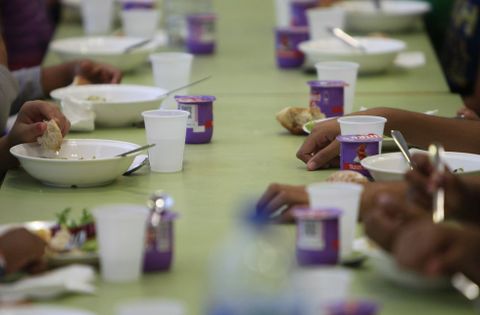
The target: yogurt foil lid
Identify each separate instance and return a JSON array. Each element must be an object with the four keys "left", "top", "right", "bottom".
[
  {"left": 336, "top": 134, "right": 383, "bottom": 143},
  {"left": 175, "top": 95, "right": 216, "bottom": 103},
  {"left": 292, "top": 207, "right": 342, "bottom": 220},
  {"left": 308, "top": 80, "right": 347, "bottom": 88}
]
